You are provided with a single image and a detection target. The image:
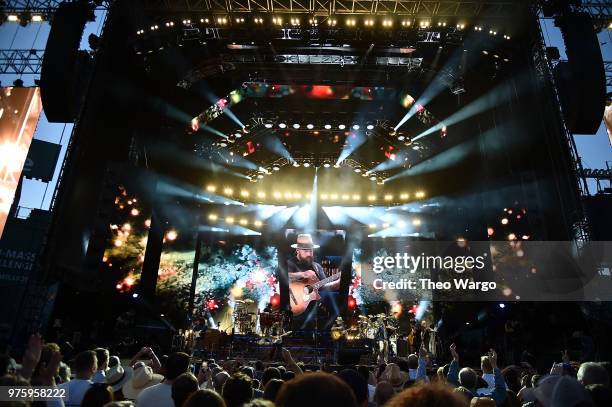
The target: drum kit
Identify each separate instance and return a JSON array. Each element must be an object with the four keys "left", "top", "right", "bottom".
[{"left": 233, "top": 299, "right": 256, "bottom": 334}]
